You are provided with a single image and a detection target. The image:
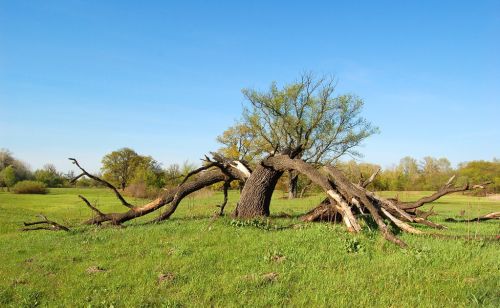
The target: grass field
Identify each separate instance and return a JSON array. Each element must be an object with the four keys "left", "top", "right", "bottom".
[{"left": 0, "top": 188, "right": 499, "bottom": 307}]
